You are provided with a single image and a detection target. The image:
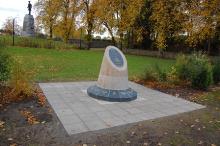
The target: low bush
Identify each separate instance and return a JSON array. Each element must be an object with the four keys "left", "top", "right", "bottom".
[
  {"left": 0, "top": 39, "right": 7, "bottom": 49},
  {"left": 212, "top": 58, "right": 220, "bottom": 84},
  {"left": 144, "top": 68, "right": 158, "bottom": 81},
  {"left": 144, "top": 64, "right": 167, "bottom": 82},
  {"left": 9, "top": 58, "right": 36, "bottom": 99},
  {"left": 175, "top": 54, "right": 191, "bottom": 80},
  {"left": 0, "top": 51, "right": 11, "bottom": 85},
  {"left": 175, "top": 53, "right": 213, "bottom": 90},
  {"left": 154, "top": 64, "right": 167, "bottom": 82}
]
